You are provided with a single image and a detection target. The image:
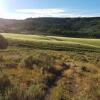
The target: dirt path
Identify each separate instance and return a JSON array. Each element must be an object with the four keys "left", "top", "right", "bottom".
[
  {"left": 44, "top": 65, "right": 78, "bottom": 100},
  {"left": 44, "top": 65, "right": 70, "bottom": 100}
]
